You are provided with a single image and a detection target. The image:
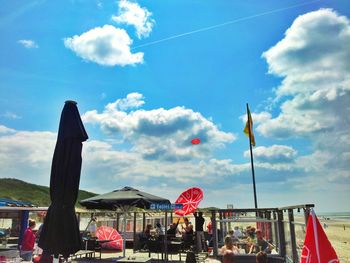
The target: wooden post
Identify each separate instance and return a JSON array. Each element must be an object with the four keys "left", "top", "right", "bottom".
[
  {"left": 288, "top": 209, "right": 298, "bottom": 263},
  {"left": 133, "top": 212, "right": 137, "bottom": 253},
  {"left": 212, "top": 210, "right": 218, "bottom": 257},
  {"left": 164, "top": 211, "right": 168, "bottom": 262},
  {"left": 277, "top": 210, "right": 286, "bottom": 257},
  {"left": 219, "top": 211, "right": 224, "bottom": 243},
  {"left": 304, "top": 208, "right": 311, "bottom": 226},
  {"left": 142, "top": 212, "right": 146, "bottom": 232},
  {"left": 116, "top": 213, "right": 120, "bottom": 232}
]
